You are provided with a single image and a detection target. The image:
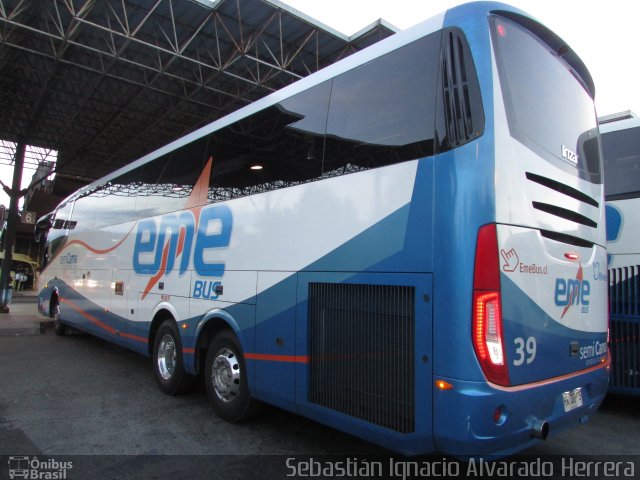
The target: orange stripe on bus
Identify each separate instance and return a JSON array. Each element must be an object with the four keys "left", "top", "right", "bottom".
[
  {"left": 63, "top": 299, "right": 148, "bottom": 344},
  {"left": 64, "top": 298, "right": 116, "bottom": 335},
  {"left": 244, "top": 353, "right": 309, "bottom": 363},
  {"left": 121, "top": 332, "right": 148, "bottom": 344}
]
